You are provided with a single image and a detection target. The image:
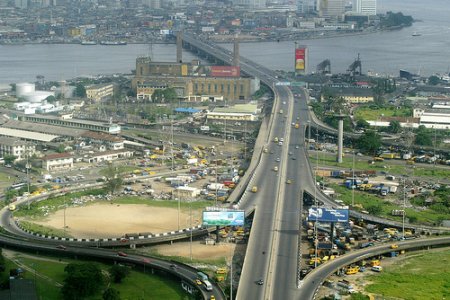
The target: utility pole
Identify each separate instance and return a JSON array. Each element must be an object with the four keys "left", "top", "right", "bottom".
[
  {"left": 26, "top": 150, "right": 31, "bottom": 210},
  {"left": 171, "top": 116, "right": 174, "bottom": 172},
  {"left": 314, "top": 131, "right": 319, "bottom": 268},
  {"left": 63, "top": 190, "right": 67, "bottom": 237},
  {"left": 190, "top": 198, "right": 193, "bottom": 261},
  {"left": 352, "top": 149, "right": 355, "bottom": 207},
  {"left": 402, "top": 177, "right": 406, "bottom": 239}
]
